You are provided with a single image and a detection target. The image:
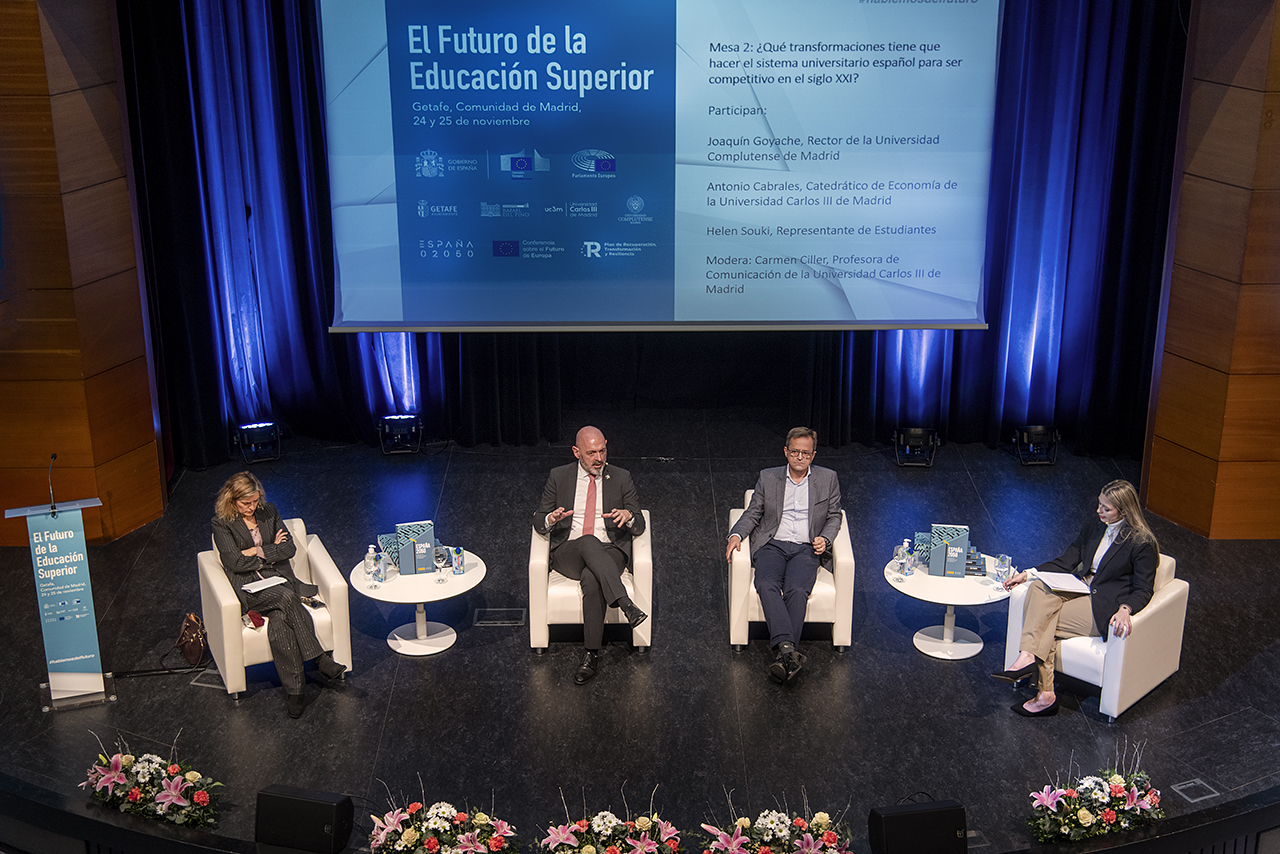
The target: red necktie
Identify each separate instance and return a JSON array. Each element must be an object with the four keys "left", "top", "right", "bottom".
[{"left": 582, "top": 475, "right": 596, "bottom": 536}]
